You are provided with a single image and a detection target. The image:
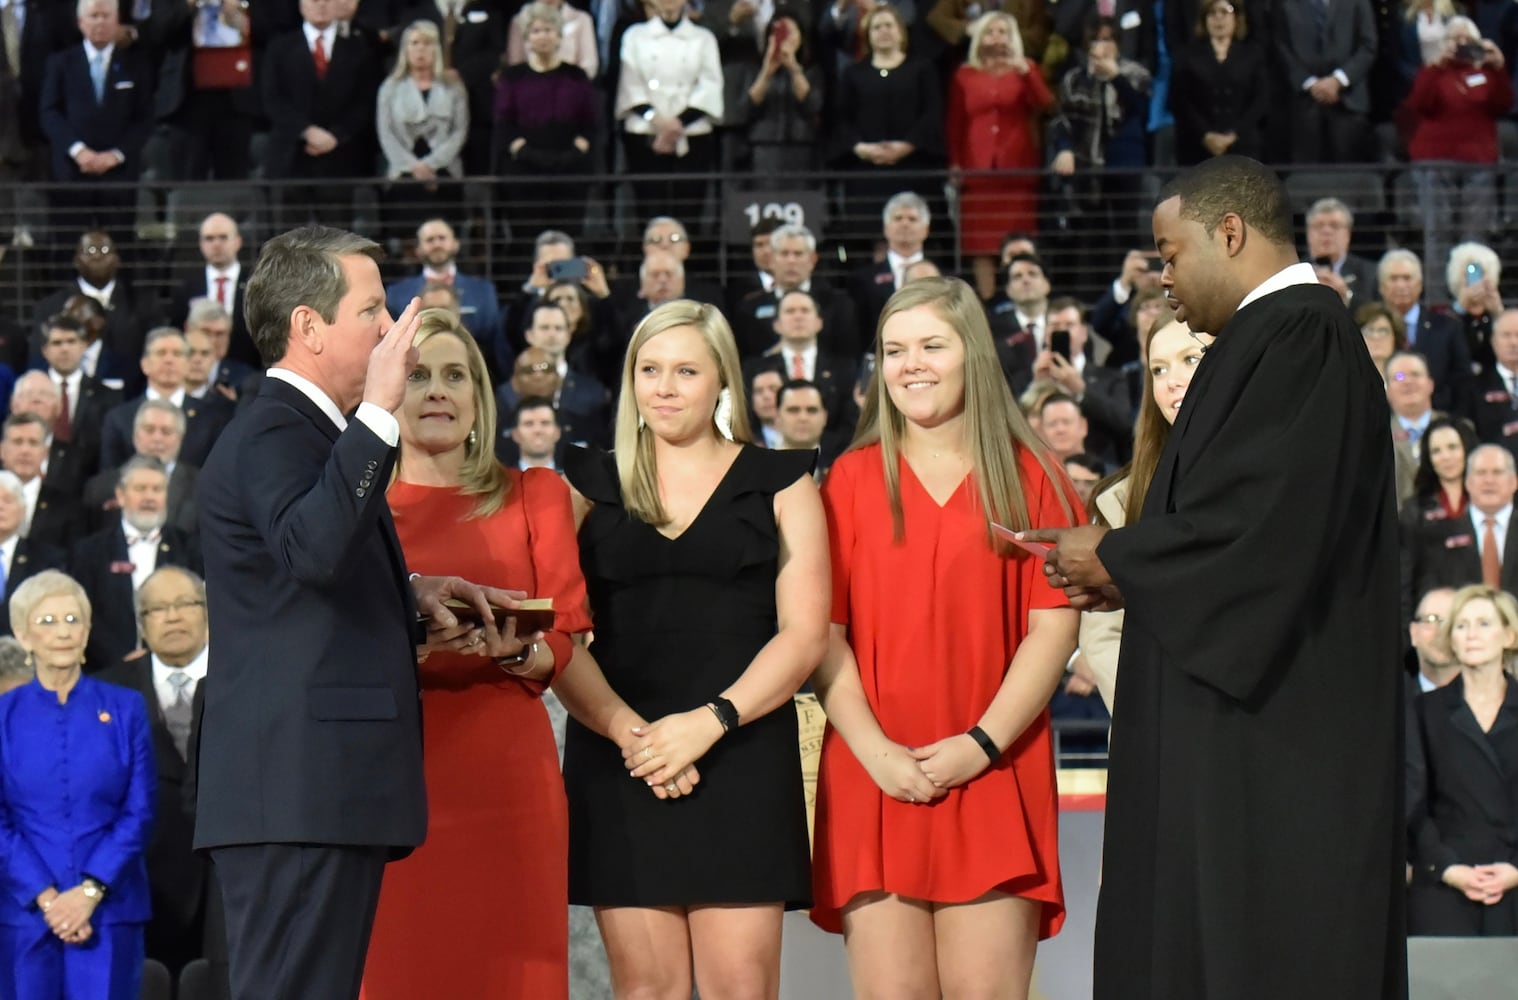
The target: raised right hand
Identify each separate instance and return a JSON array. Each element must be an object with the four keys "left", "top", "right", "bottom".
[{"left": 362, "top": 296, "right": 423, "bottom": 413}]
